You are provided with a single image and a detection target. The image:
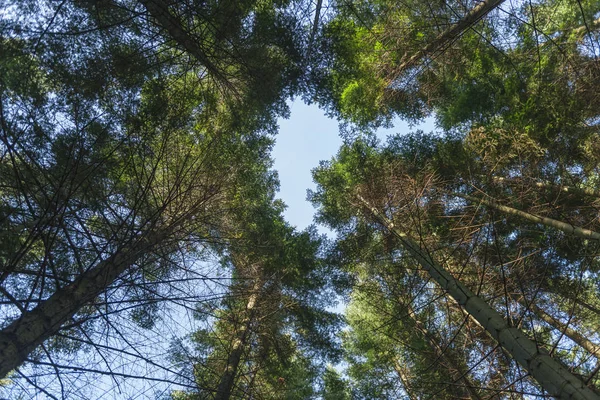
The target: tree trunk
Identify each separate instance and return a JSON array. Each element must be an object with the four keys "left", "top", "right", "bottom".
[
  {"left": 456, "top": 192, "right": 600, "bottom": 240},
  {"left": 492, "top": 176, "right": 600, "bottom": 200},
  {"left": 356, "top": 193, "right": 599, "bottom": 400},
  {"left": 572, "top": 18, "right": 600, "bottom": 40},
  {"left": 406, "top": 304, "right": 482, "bottom": 399},
  {"left": 558, "top": 292, "right": 600, "bottom": 317},
  {"left": 392, "top": 359, "right": 418, "bottom": 400},
  {"left": 0, "top": 228, "right": 167, "bottom": 378},
  {"left": 394, "top": 0, "right": 505, "bottom": 75},
  {"left": 306, "top": 0, "right": 323, "bottom": 59},
  {"left": 214, "top": 278, "right": 263, "bottom": 400},
  {"left": 514, "top": 295, "right": 600, "bottom": 358}
]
